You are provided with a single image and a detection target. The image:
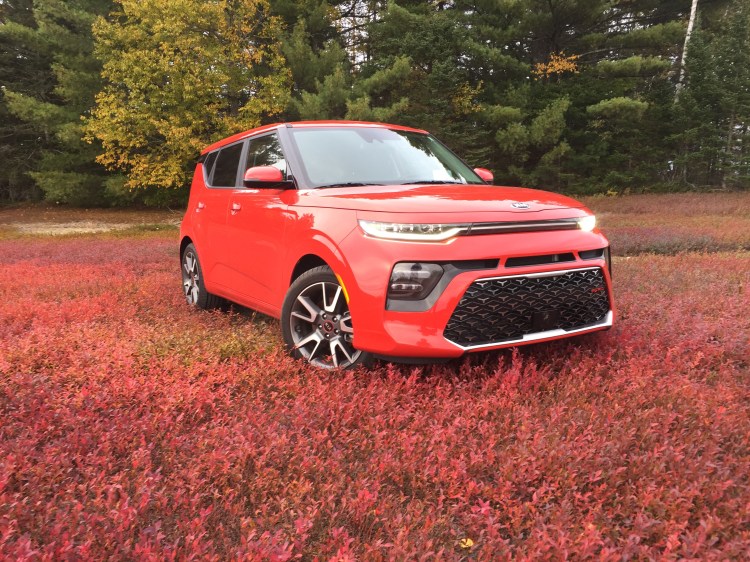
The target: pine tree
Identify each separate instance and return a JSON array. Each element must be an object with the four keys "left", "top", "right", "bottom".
[
  {"left": 353, "top": 2, "right": 488, "bottom": 164},
  {"left": 466, "top": 0, "right": 693, "bottom": 191},
  {"left": 2, "top": 0, "right": 114, "bottom": 205},
  {"left": 675, "top": 3, "right": 750, "bottom": 188},
  {"left": 0, "top": 0, "right": 53, "bottom": 202},
  {"left": 714, "top": 4, "right": 750, "bottom": 188},
  {"left": 269, "top": 0, "right": 351, "bottom": 120}
]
